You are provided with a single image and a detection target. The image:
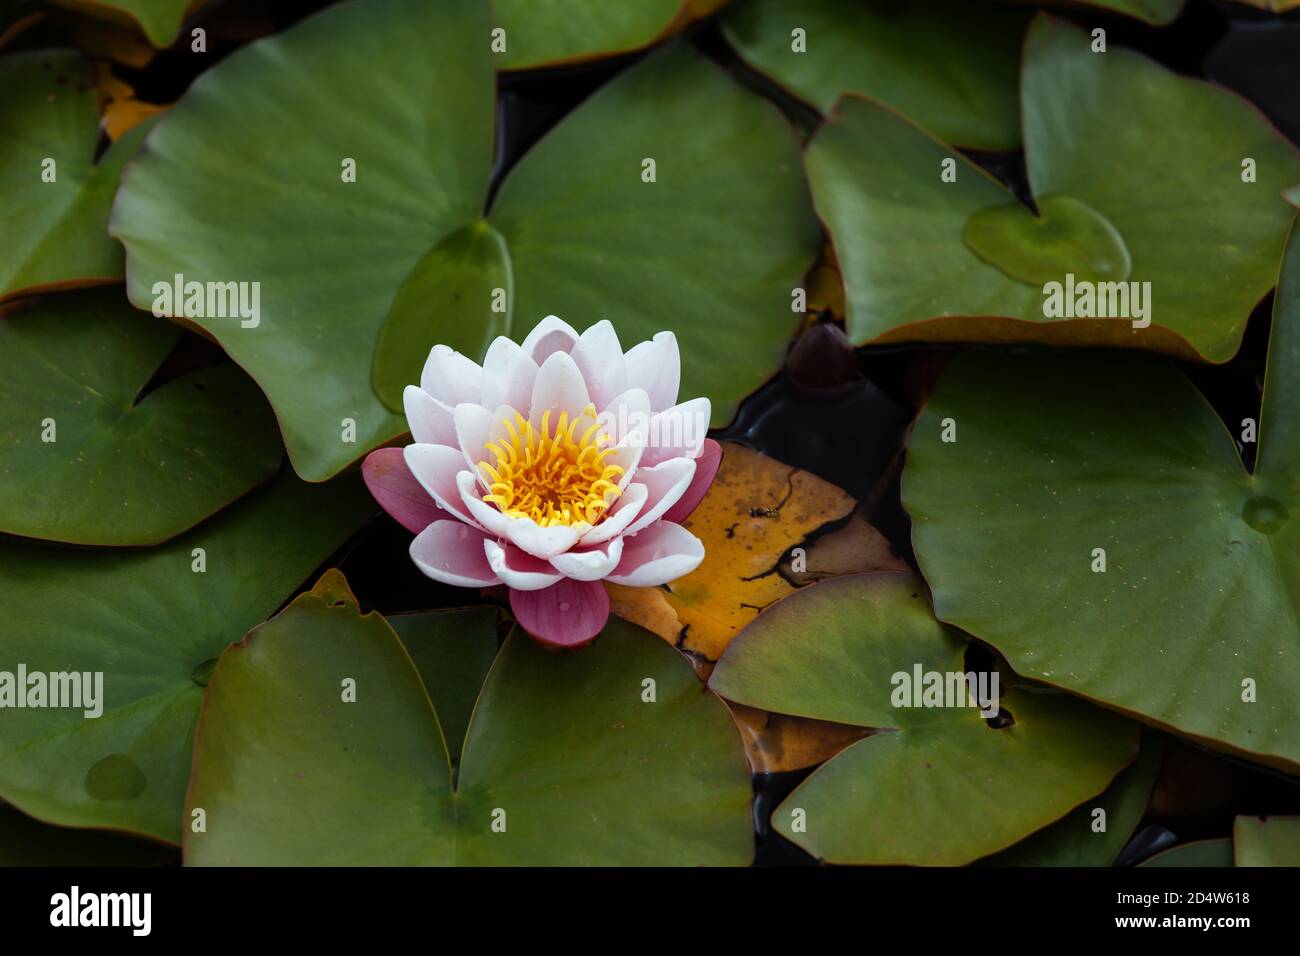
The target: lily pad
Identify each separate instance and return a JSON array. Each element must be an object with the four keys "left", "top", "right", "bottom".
[
  {"left": 51, "top": 0, "right": 197, "bottom": 47},
  {"left": 185, "top": 573, "right": 753, "bottom": 865},
  {"left": 1235, "top": 815, "right": 1300, "bottom": 866},
  {"left": 1050, "top": 0, "right": 1185, "bottom": 23},
  {"left": 805, "top": 15, "right": 1300, "bottom": 362},
  {"left": 0, "top": 289, "right": 282, "bottom": 545},
  {"left": 709, "top": 573, "right": 1139, "bottom": 865},
  {"left": 982, "top": 732, "right": 1163, "bottom": 866},
  {"left": 902, "top": 220, "right": 1300, "bottom": 773},
  {"left": 0, "top": 50, "right": 151, "bottom": 301},
  {"left": 722, "top": 0, "right": 1029, "bottom": 150},
  {"left": 0, "top": 470, "right": 373, "bottom": 843},
  {"left": 1139, "top": 838, "right": 1234, "bottom": 867},
  {"left": 494, "top": 0, "right": 727, "bottom": 70},
  {"left": 111, "top": 0, "right": 819, "bottom": 480},
  {"left": 386, "top": 607, "right": 501, "bottom": 766}
]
